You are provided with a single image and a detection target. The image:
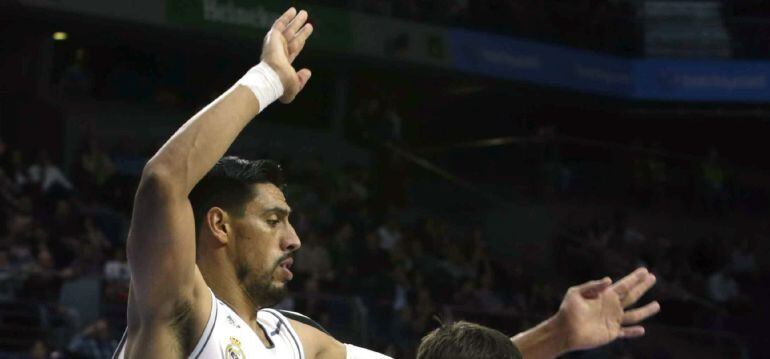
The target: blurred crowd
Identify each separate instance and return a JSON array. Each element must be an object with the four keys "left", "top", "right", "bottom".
[
  {"left": 3, "top": 1, "right": 770, "bottom": 357},
  {"left": 1, "top": 120, "right": 767, "bottom": 358},
  {"left": 0, "top": 135, "right": 130, "bottom": 358}
]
